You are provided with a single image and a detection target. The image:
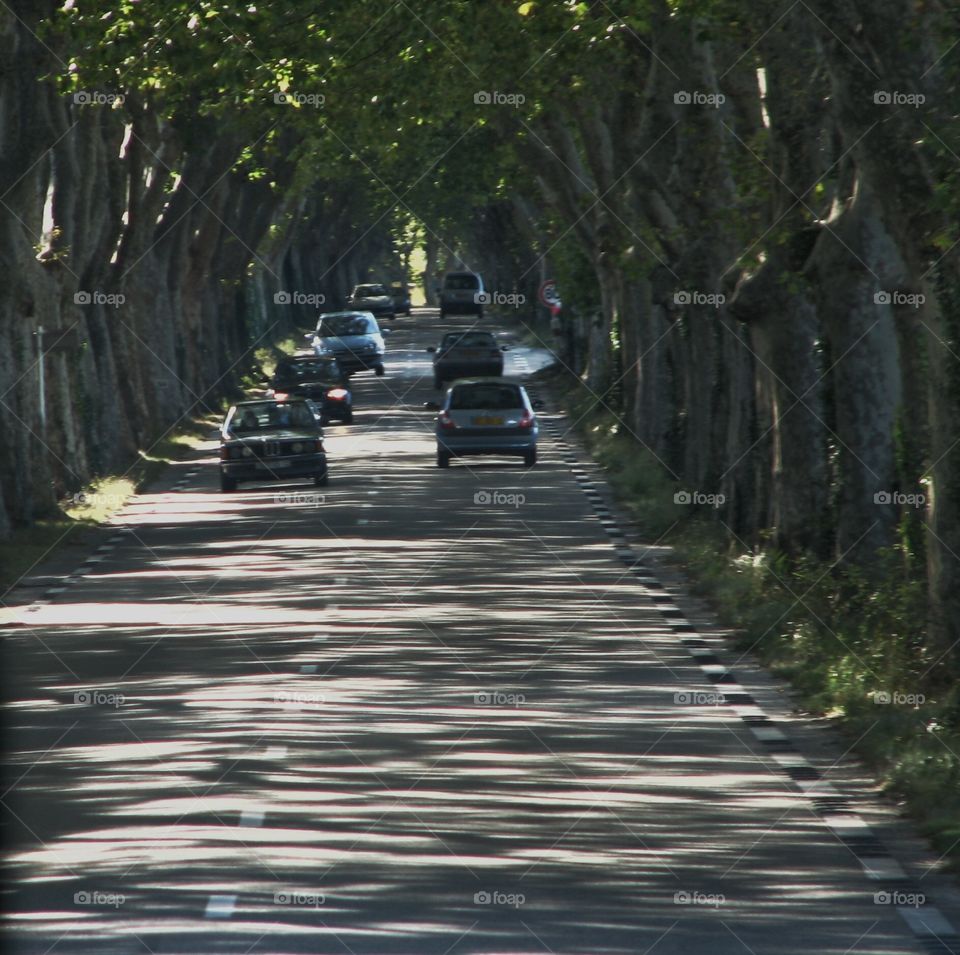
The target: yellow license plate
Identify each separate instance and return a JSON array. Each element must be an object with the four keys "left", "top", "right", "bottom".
[{"left": 472, "top": 416, "right": 503, "bottom": 426}]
